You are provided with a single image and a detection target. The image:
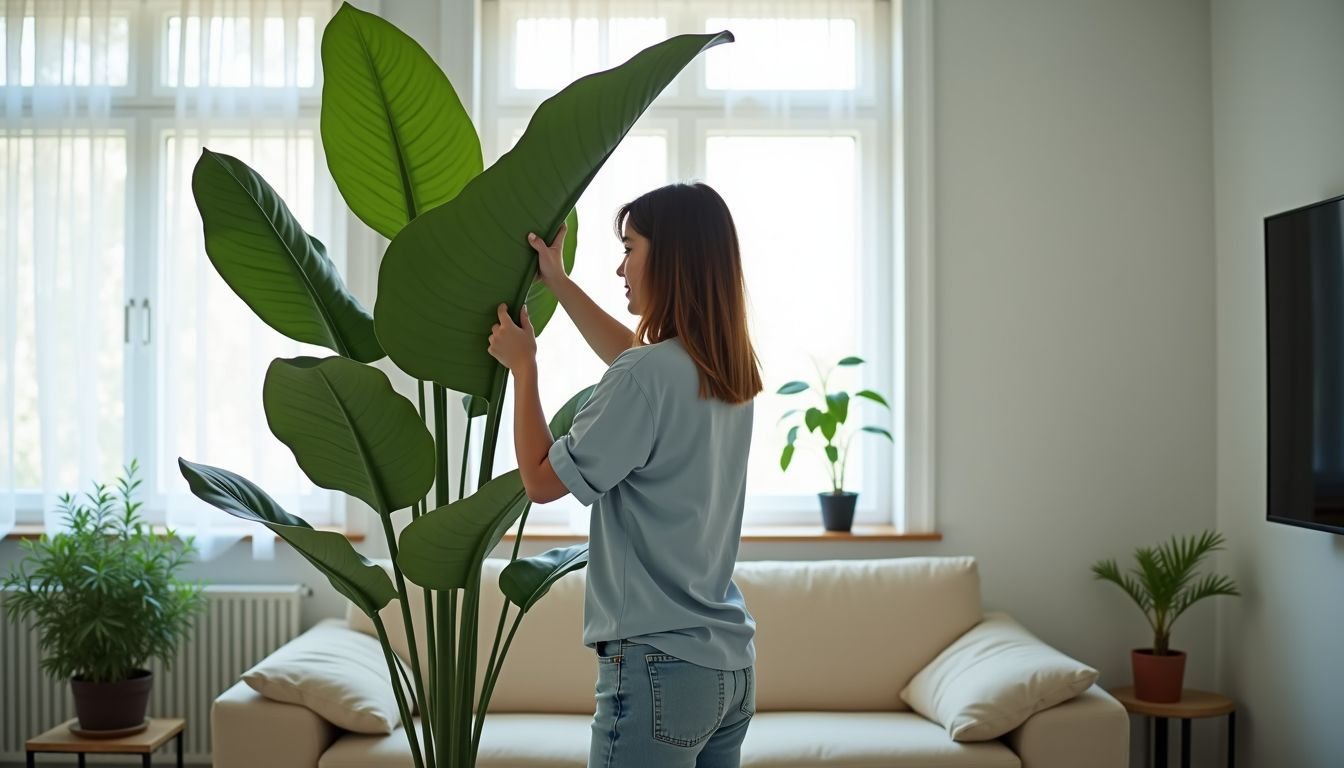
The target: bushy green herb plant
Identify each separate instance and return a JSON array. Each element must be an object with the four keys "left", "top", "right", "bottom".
[{"left": 3, "top": 461, "right": 206, "bottom": 682}]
